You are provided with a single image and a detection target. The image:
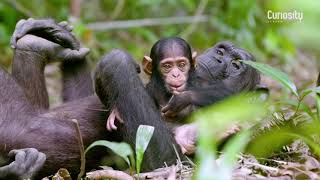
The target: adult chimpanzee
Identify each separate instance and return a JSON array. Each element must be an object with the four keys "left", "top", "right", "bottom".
[
  {"left": 161, "top": 41, "right": 261, "bottom": 116},
  {"left": 0, "top": 19, "right": 181, "bottom": 179}
]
